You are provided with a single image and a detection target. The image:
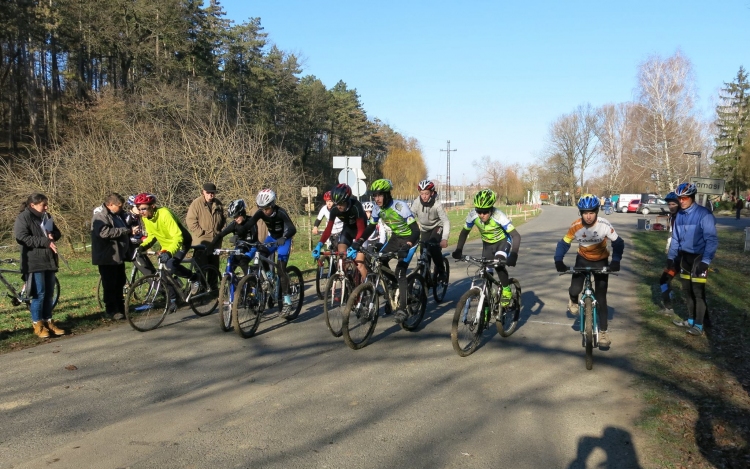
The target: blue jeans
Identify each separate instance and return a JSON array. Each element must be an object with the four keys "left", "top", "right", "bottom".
[{"left": 29, "top": 270, "right": 57, "bottom": 322}]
